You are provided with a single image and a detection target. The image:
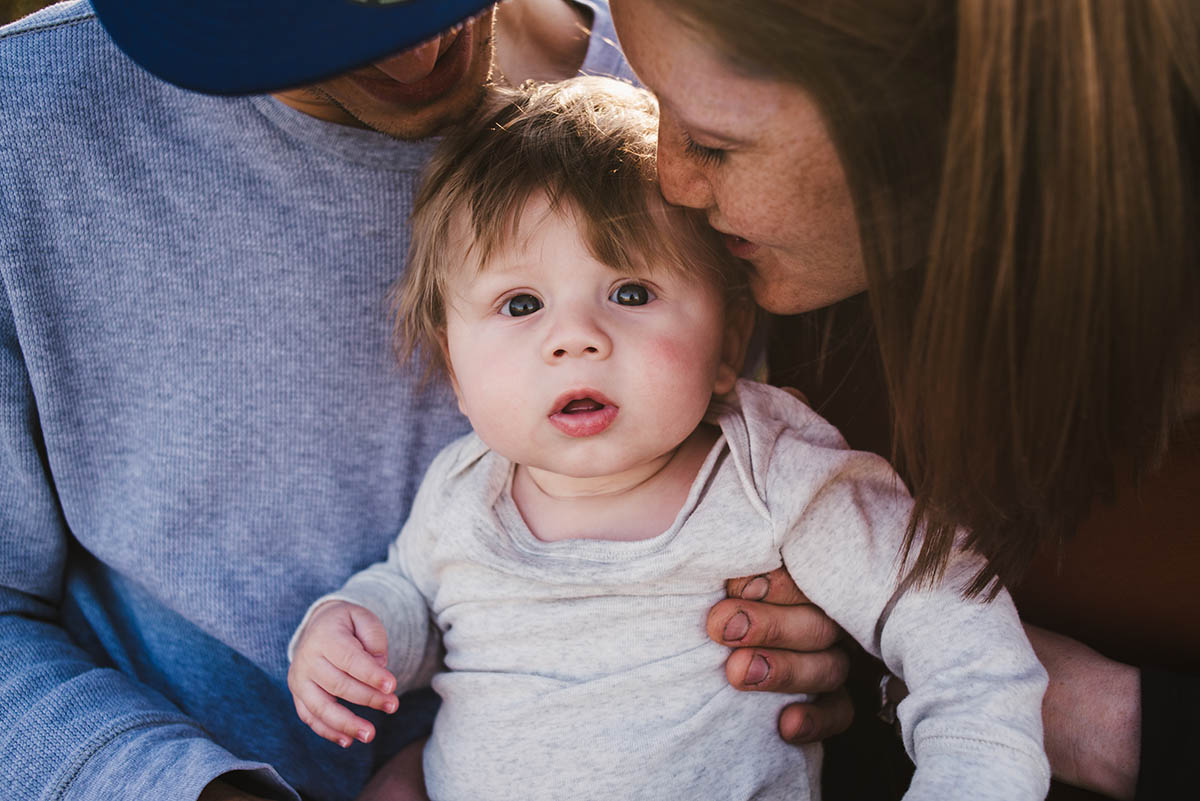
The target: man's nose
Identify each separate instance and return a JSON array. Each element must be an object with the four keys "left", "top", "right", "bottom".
[
  {"left": 373, "top": 36, "right": 442, "bottom": 84},
  {"left": 542, "top": 310, "right": 613, "bottom": 363}
]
